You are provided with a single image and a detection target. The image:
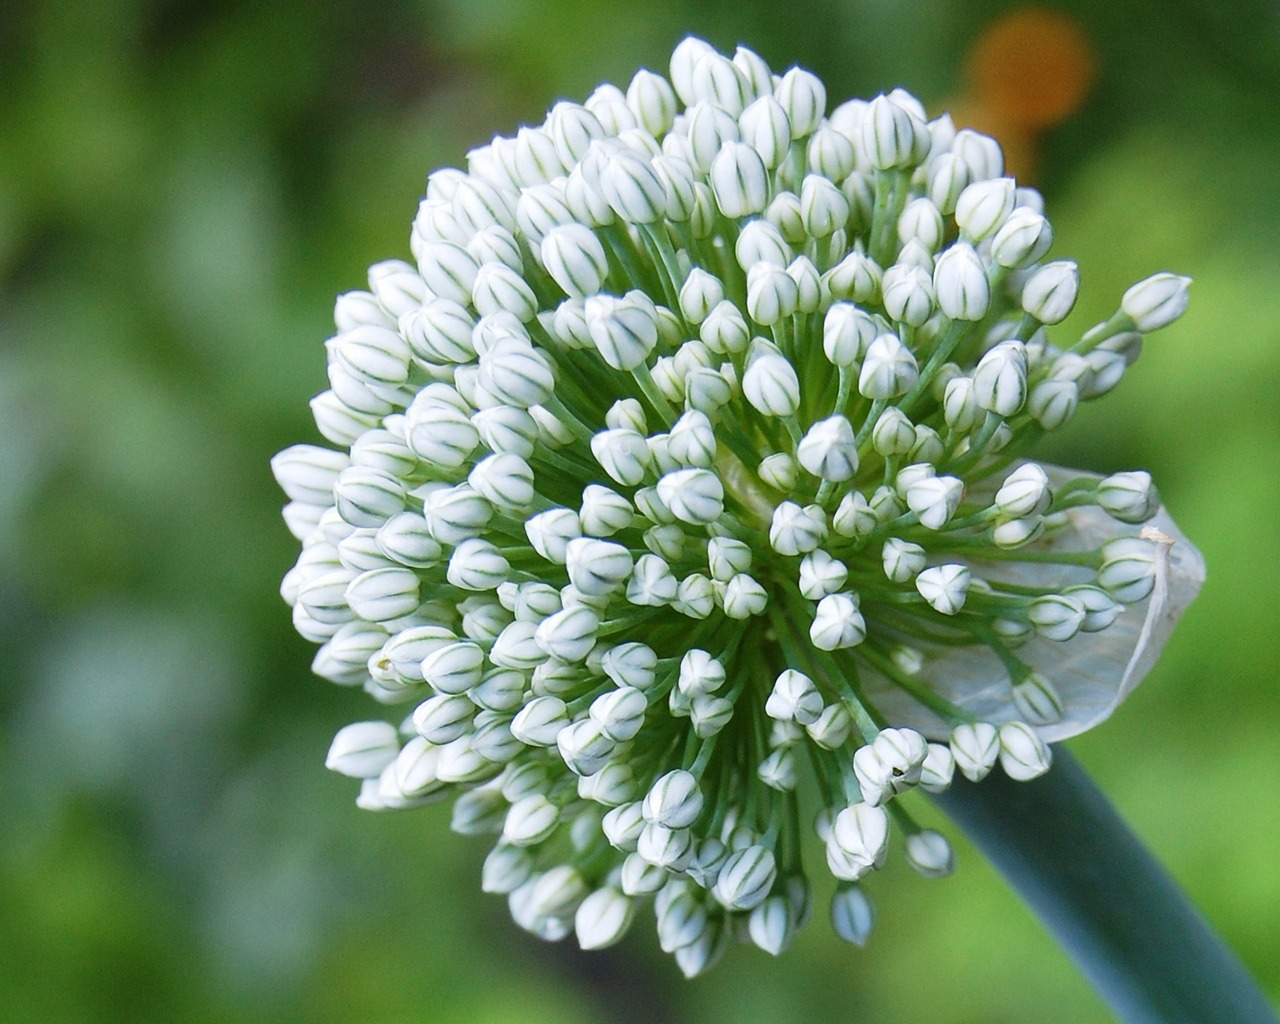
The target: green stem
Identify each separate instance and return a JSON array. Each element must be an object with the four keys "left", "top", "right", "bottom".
[{"left": 935, "top": 748, "right": 1278, "bottom": 1024}]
